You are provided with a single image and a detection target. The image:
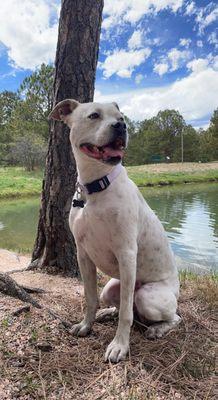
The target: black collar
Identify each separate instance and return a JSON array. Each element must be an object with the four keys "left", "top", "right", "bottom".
[
  {"left": 72, "top": 175, "right": 110, "bottom": 208},
  {"left": 73, "top": 164, "right": 123, "bottom": 208},
  {"left": 84, "top": 175, "right": 110, "bottom": 194}
]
